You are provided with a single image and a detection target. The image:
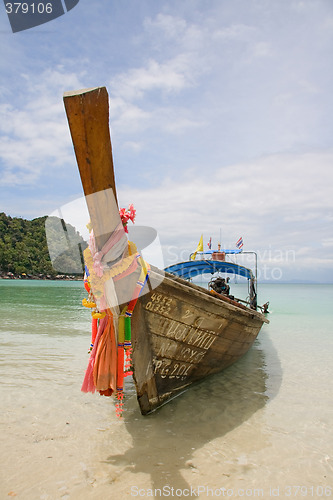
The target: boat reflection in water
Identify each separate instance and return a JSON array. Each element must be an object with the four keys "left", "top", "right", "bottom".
[{"left": 106, "top": 332, "right": 281, "bottom": 493}]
